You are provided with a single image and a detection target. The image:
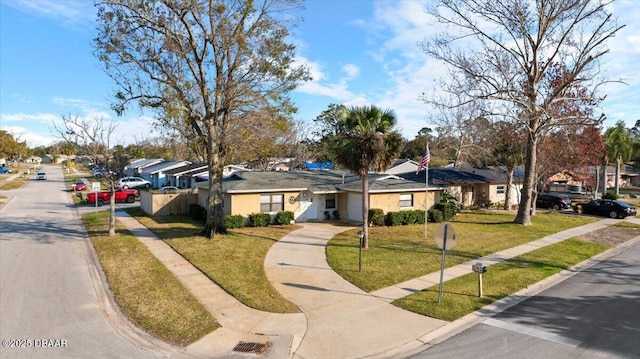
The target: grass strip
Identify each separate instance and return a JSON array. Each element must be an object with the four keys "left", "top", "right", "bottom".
[
  {"left": 128, "top": 209, "right": 301, "bottom": 313},
  {"left": 392, "top": 238, "right": 610, "bottom": 321},
  {"left": 327, "top": 211, "right": 597, "bottom": 292},
  {"left": 85, "top": 211, "right": 219, "bottom": 346}
]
